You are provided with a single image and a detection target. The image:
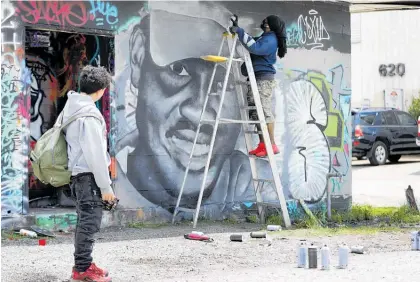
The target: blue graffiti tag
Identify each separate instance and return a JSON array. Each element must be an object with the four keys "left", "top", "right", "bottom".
[{"left": 89, "top": 0, "right": 119, "bottom": 27}]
